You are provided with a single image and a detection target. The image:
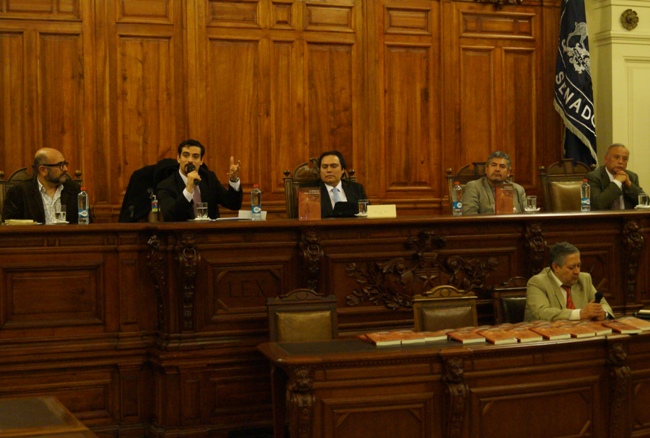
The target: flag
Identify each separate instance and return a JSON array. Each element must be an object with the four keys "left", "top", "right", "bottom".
[{"left": 553, "top": 0, "right": 597, "bottom": 166}]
